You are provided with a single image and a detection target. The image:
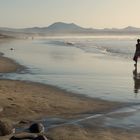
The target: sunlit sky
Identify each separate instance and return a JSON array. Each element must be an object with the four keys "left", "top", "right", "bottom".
[{"left": 0, "top": 0, "right": 140, "bottom": 28}]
